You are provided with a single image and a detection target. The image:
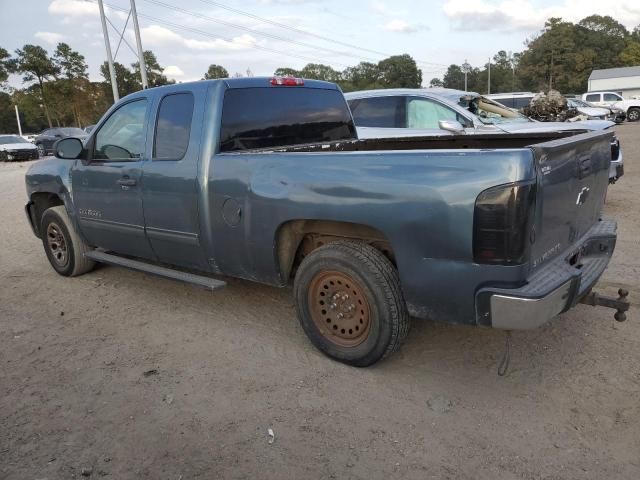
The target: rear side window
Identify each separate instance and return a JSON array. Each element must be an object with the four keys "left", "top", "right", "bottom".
[
  {"left": 348, "top": 96, "right": 405, "bottom": 128},
  {"left": 220, "top": 87, "right": 356, "bottom": 152},
  {"left": 496, "top": 98, "right": 515, "bottom": 108},
  {"left": 513, "top": 97, "right": 533, "bottom": 109},
  {"left": 585, "top": 94, "right": 600, "bottom": 102},
  {"left": 154, "top": 93, "right": 194, "bottom": 160}
]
